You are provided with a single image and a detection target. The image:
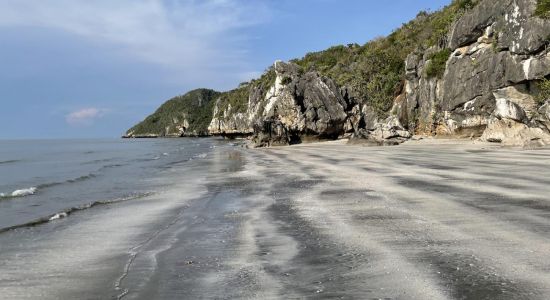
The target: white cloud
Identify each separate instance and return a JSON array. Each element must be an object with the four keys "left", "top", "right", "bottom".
[
  {"left": 66, "top": 108, "right": 106, "bottom": 126},
  {"left": 0, "top": 0, "right": 271, "bottom": 88}
]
